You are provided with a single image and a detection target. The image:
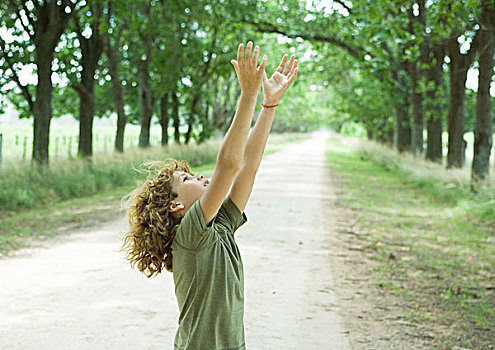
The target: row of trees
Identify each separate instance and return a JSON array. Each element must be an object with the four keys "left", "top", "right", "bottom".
[
  {"left": 0, "top": 0, "right": 273, "bottom": 163},
  {"left": 0, "top": 0, "right": 494, "bottom": 189},
  {"left": 246, "top": 0, "right": 494, "bottom": 189}
]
